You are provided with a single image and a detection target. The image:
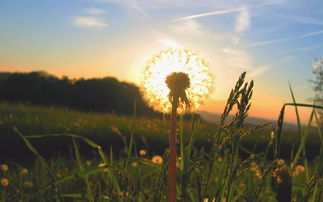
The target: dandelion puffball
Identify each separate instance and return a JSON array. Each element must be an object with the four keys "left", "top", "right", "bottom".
[{"left": 142, "top": 48, "right": 214, "bottom": 114}]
